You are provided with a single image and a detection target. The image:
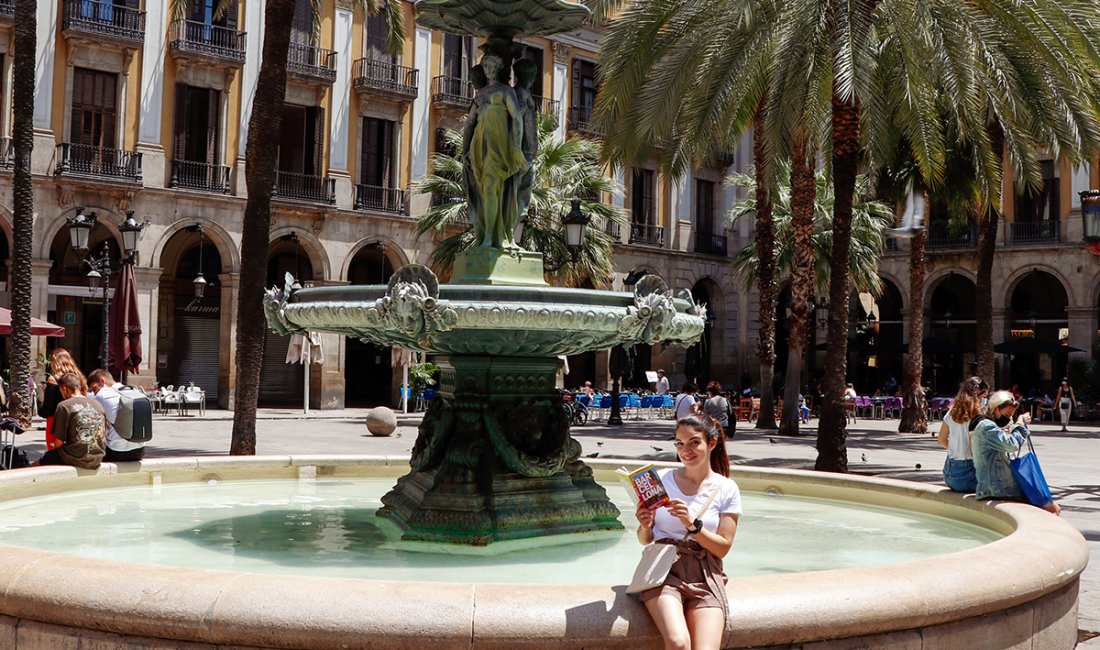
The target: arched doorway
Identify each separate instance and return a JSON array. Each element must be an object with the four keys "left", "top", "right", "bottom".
[
  {"left": 927, "top": 273, "right": 977, "bottom": 395},
  {"left": 345, "top": 242, "right": 396, "bottom": 406},
  {"left": 1006, "top": 270, "right": 1069, "bottom": 393},
  {"left": 47, "top": 219, "right": 123, "bottom": 371},
  {"left": 259, "top": 233, "right": 315, "bottom": 406},
  {"left": 157, "top": 226, "right": 225, "bottom": 401},
  {"left": 873, "top": 280, "right": 904, "bottom": 390}
]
